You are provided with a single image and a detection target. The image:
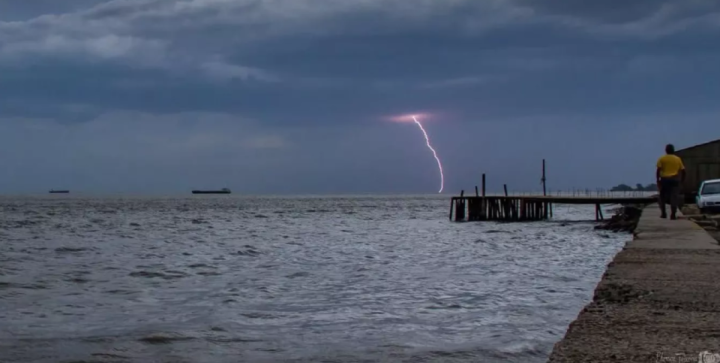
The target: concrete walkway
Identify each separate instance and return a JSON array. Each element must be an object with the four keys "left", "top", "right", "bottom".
[
  {"left": 628, "top": 206, "right": 720, "bottom": 250},
  {"left": 547, "top": 204, "right": 720, "bottom": 362}
]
